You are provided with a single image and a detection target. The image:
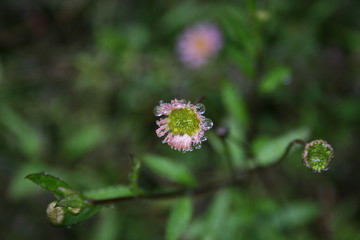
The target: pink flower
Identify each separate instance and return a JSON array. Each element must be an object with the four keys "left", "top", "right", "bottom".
[
  {"left": 154, "top": 99, "right": 213, "bottom": 152},
  {"left": 177, "top": 22, "right": 223, "bottom": 68}
]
